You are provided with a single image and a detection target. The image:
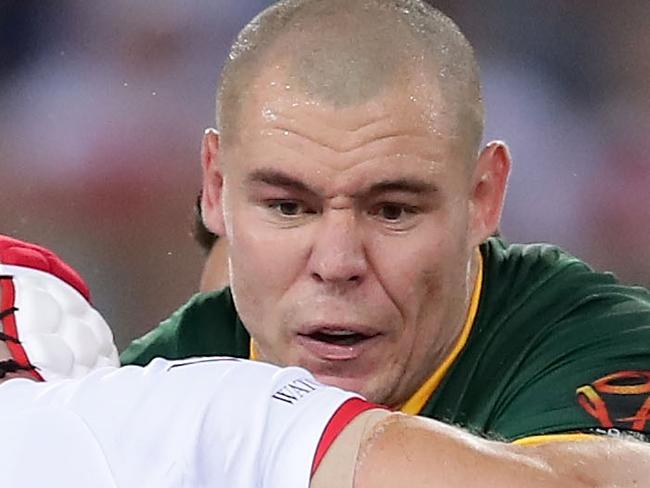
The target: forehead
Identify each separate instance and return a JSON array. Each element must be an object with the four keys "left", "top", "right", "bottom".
[
  {"left": 224, "top": 61, "right": 465, "bottom": 189},
  {"left": 247, "top": 63, "right": 453, "bottom": 135},
  {"left": 247, "top": 56, "right": 450, "bottom": 126}
]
